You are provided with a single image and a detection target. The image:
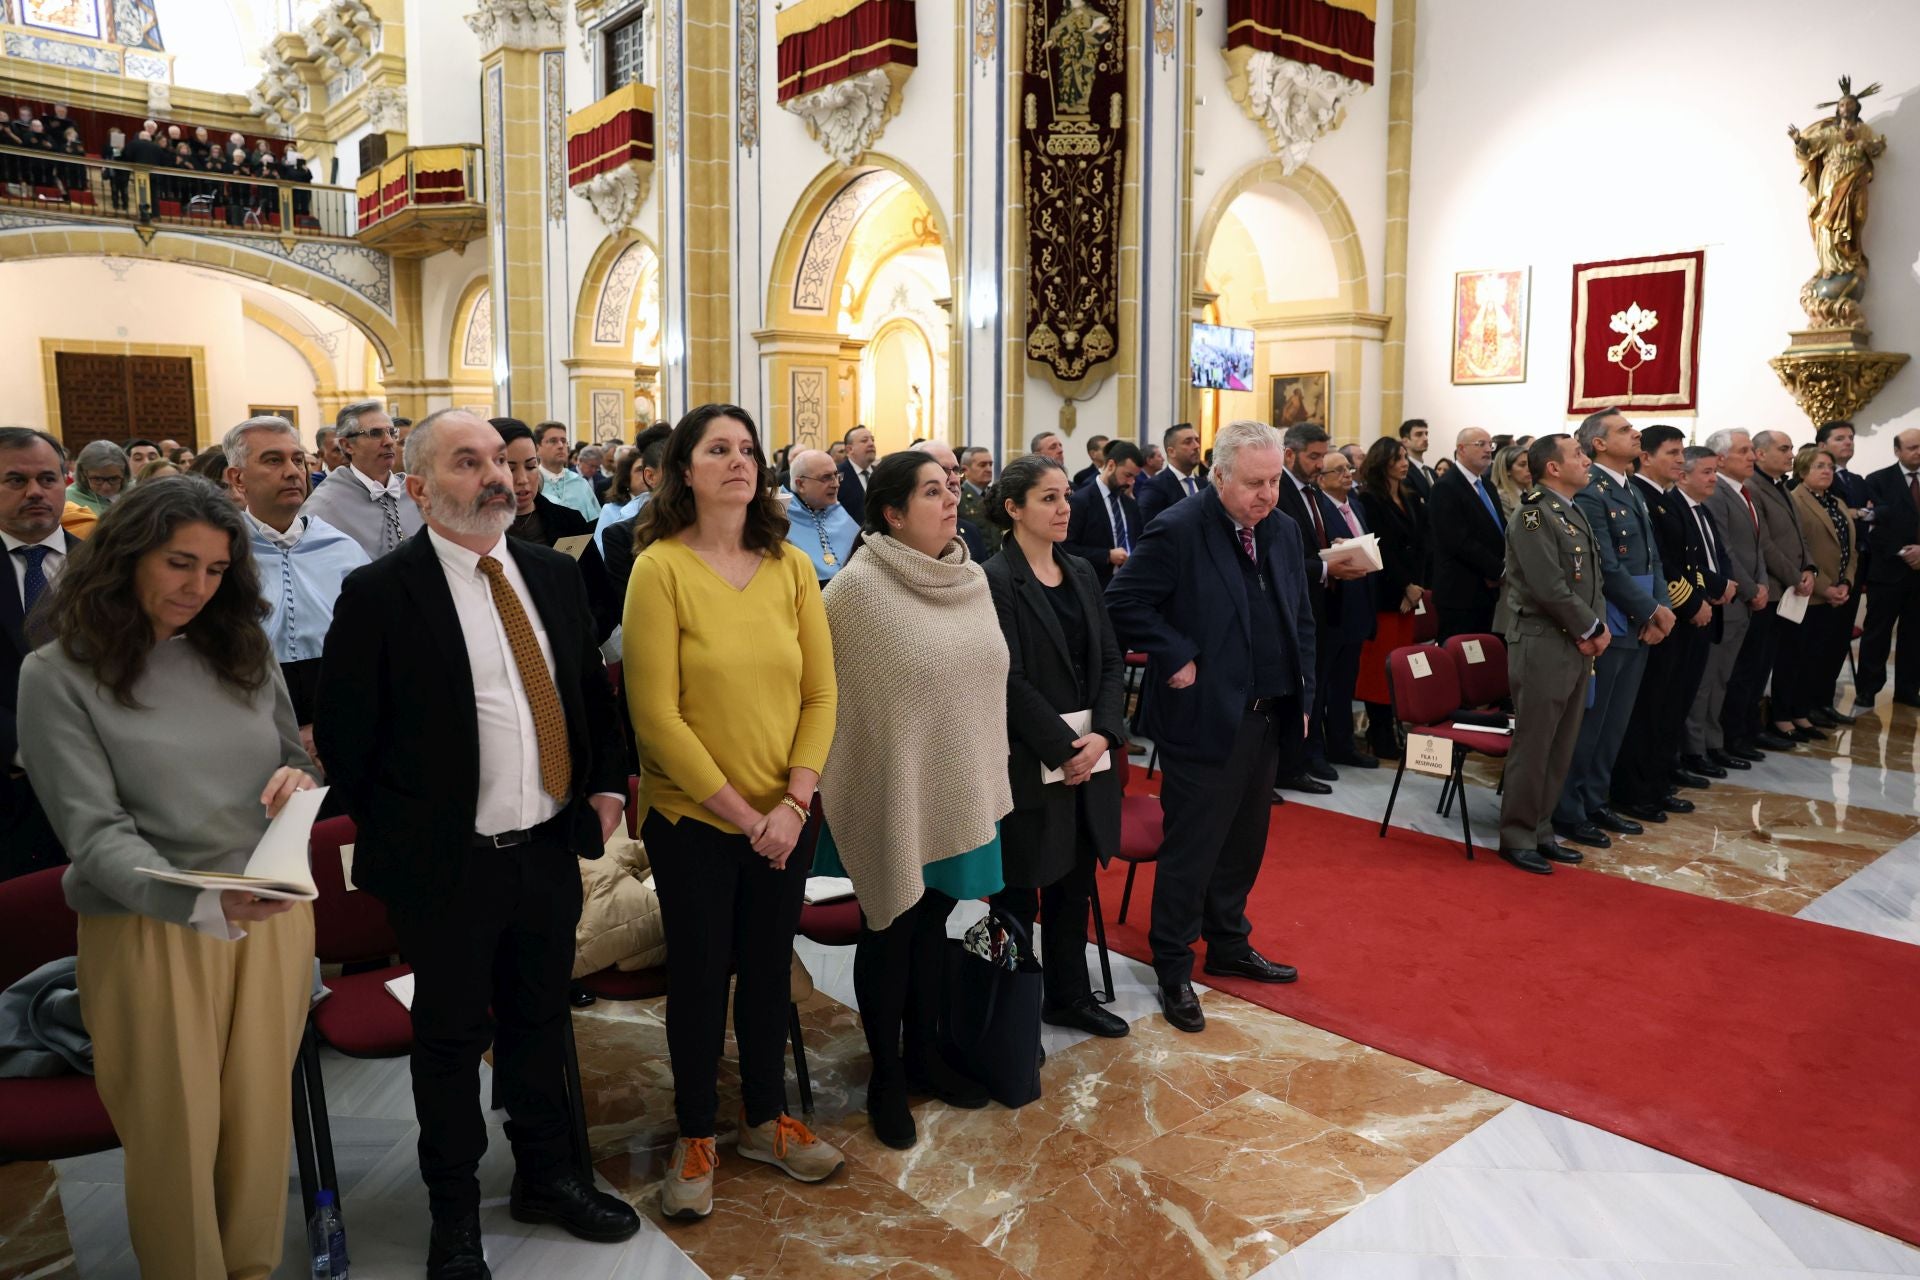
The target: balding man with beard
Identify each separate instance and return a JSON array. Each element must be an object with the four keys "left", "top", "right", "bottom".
[{"left": 316, "top": 409, "right": 637, "bottom": 1274}]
